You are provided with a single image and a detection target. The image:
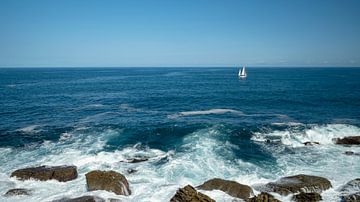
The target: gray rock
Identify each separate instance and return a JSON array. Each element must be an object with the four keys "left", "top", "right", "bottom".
[
  {"left": 197, "top": 178, "right": 253, "bottom": 199},
  {"left": 11, "top": 165, "right": 77, "bottom": 182},
  {"left": 292, "top": 192, "right": 322, "bottom": 202},
  {"left": 4, "top": 188, "right": 32, "bottom": 196},
  {"left": 53, "top": 196, "right": 105, "bottom": 202},
  {"left": 246, "top": 192, "right": 281, "bottom": 202},
  {"left": 86, "top": 170, "right": 131, "bottom": 195},
  {"left": 170, "top": 185, "right": 215, "bottom": 202}
]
